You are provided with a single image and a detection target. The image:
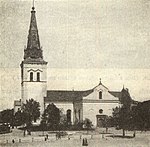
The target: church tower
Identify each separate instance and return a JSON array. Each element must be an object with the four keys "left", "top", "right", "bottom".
[{"left": 20, "top": 6, "right": 47, "bottom": 113}]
